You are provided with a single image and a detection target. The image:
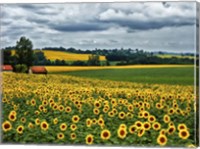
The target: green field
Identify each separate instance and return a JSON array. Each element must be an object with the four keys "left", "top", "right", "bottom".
[{"left": 52, "top": 67, "right": 195, "bottom": 85}]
